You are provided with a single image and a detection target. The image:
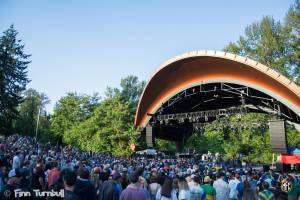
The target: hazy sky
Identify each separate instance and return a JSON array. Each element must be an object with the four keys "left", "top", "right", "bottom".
[{"left": 0, "top": 0, "right": 294, "bottom": 112}]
